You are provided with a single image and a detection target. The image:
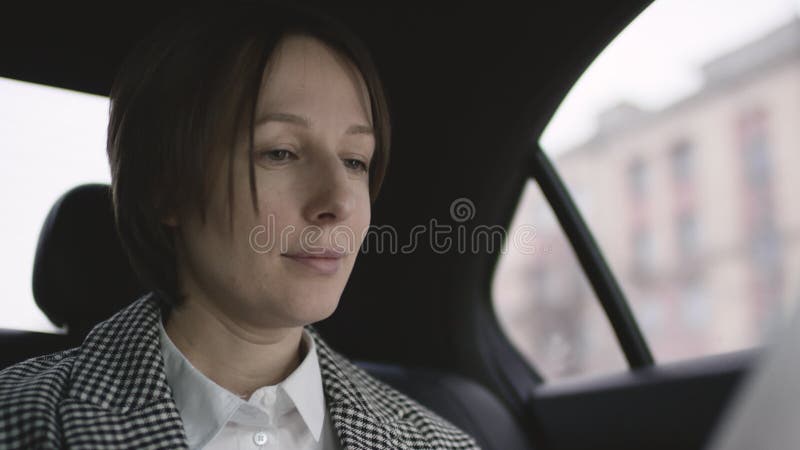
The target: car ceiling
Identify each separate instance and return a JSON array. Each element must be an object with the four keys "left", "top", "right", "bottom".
[{"left": 0, "top": 0, "right": 651, "bottom": 373}]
